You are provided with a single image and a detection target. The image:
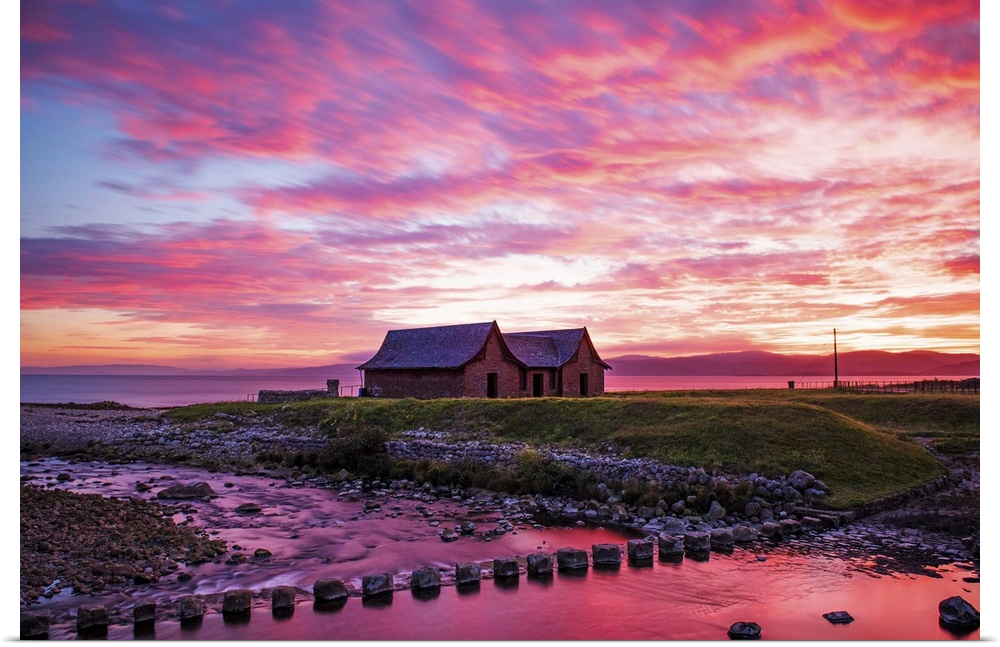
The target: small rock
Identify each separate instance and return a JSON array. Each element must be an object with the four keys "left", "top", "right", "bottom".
[
  {"left": 235, "top": 502, "right": 262, "bottom": 515},
  {"left": 410, "top": 567, "right": 441, "bottom": 591},
  {"left": 157, "top": 482, "right": 216, "bottom": 500},
  {"left": 76, "top": 605, "right": 108, "bottom": 633},
  {"left": 271, "top": 585, "right": 296, "bottom": 610},
  {"left": 592, "top": 543, "right": 622, "bottom": 566},
  {"left": 21, "top": 610, "right": 50, "bottom": 639},
  {"left": 683, "top": 531, "right": 711, "bottom": 553},
  {"left": 728, "top": 621, "right": 761, "bottom": 640},
  {"left": 657, "top": 533, "right": 684, "bottom": 556},
  {"left": 493, "top": 557, "right": 520, "bottom": 578},
  {"left": 627, "top": 538, "right": 654, "bottom": 561},
  {"left": 133, "top": 599, "right": 156, "bottom": 625},
  {"left": 939, "top": 596, "right": 979, "bottom": 631},
  {"left": 823, "top": 611, "right": 854, "bottom": 624},
  {"left": 313, "top": 578, "right": 348, "bottom": 602},
  {"left": 179, "top": 595, "right": 205, "bottom": 621},
  {"left": 362, "top": 572, "right": 393, "bottom": 597},
  {"left": 222, "top": 589, "right": 252, "bottom": 615},
  {"left": 556, "top": 547, "right": 589, "bottom": 570},
  {"left": 439, "top": 528, "right": 459, "bottom": 542},
  {"left": 527, "top": 552, "right": 554, "bottom": 575},
  {"left": 455, "top": 562, "right": 481, "bottom": 585}
]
